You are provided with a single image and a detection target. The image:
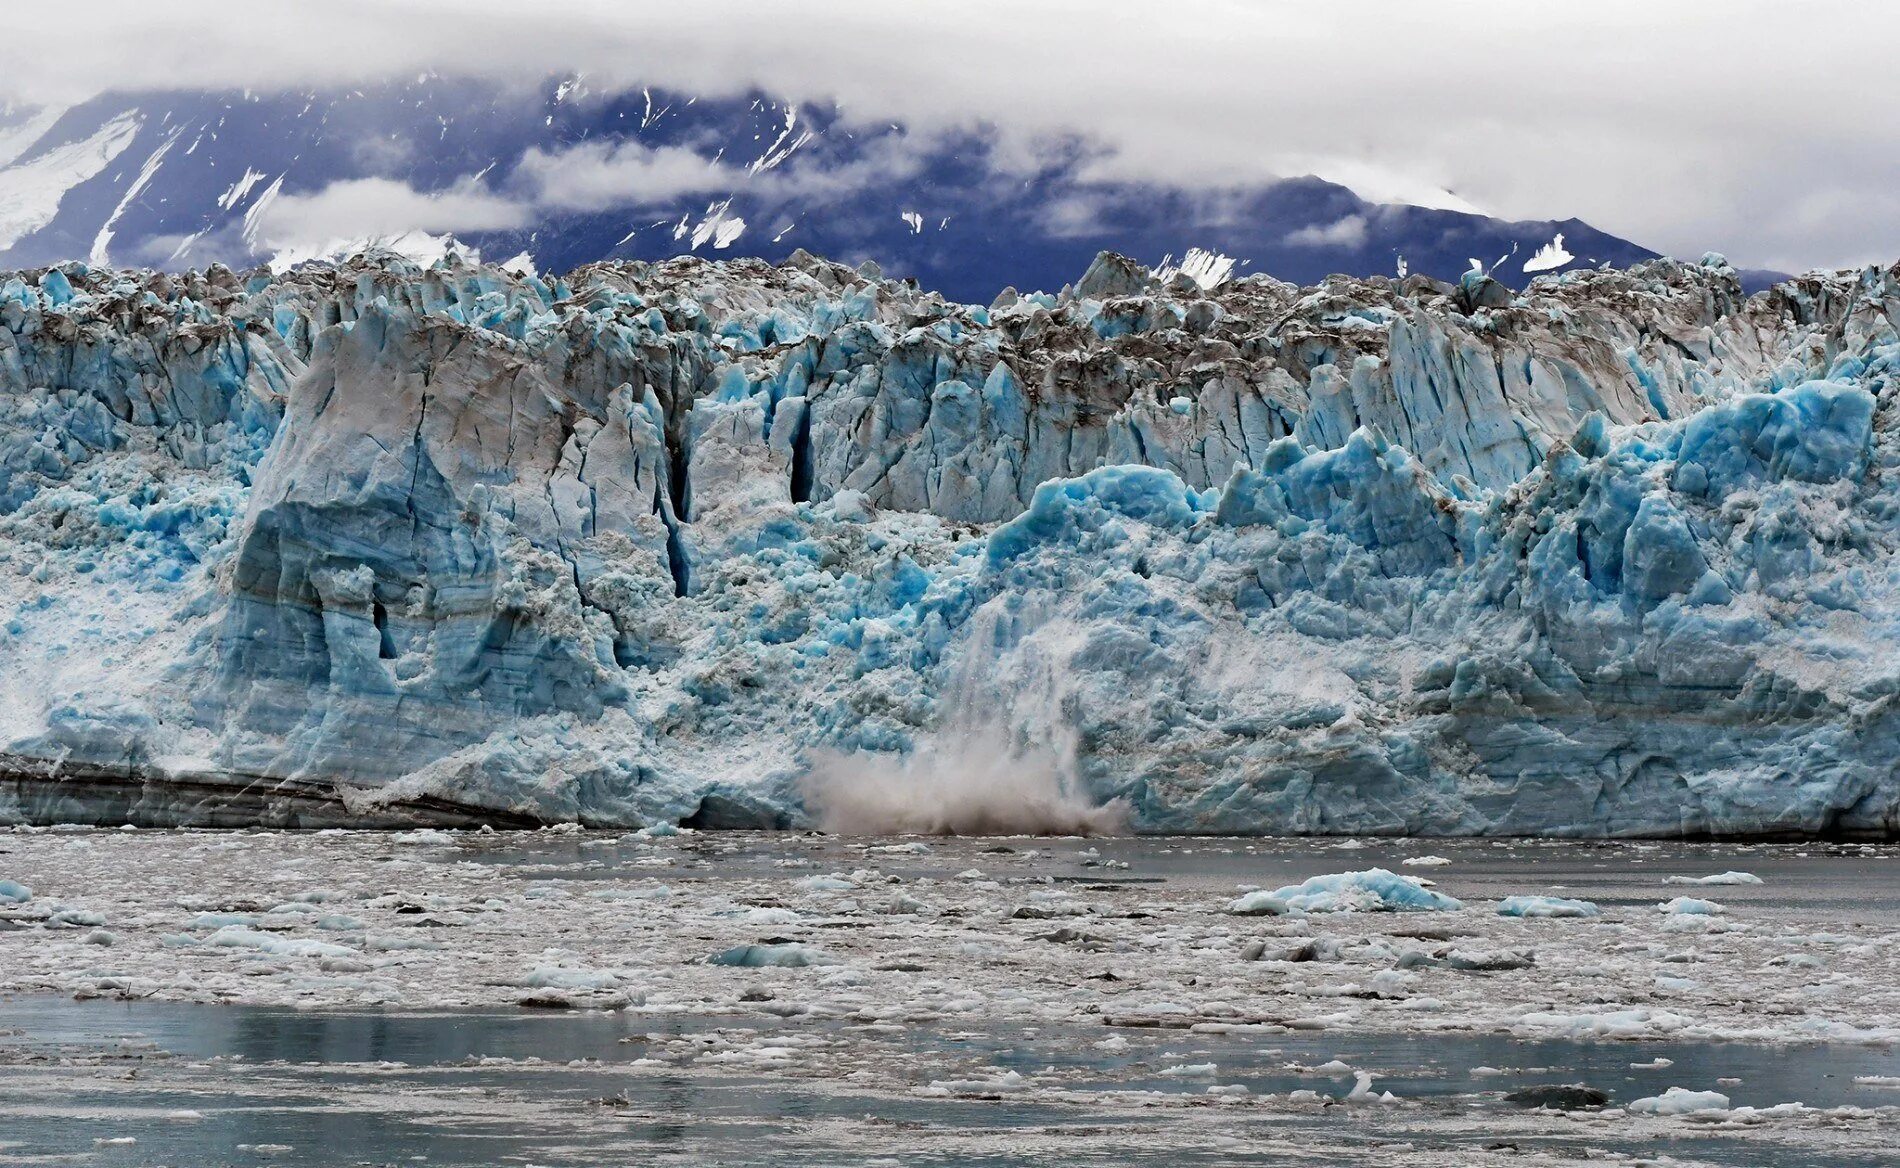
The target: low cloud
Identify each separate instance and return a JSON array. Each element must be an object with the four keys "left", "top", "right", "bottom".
[
  {"left": 1285, "top": 215, "right": 1368, "bottom": 249},
  {"left": 6, "top": 1, "right": 1899, "bottom": 271},
  {"left": 515, "top": 140, "right": 739, "bottom": 212},
  {"left": 256, "top": 177, "right": 531, "bottom": 246}
]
